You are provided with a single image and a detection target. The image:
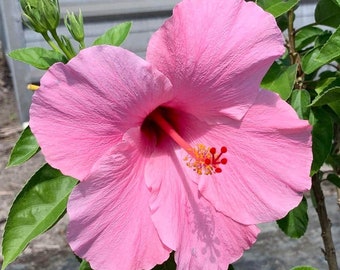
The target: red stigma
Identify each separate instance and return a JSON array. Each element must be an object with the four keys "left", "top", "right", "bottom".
[{"left": 185, "top": 144, "right": 228, "bottom": 175}]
